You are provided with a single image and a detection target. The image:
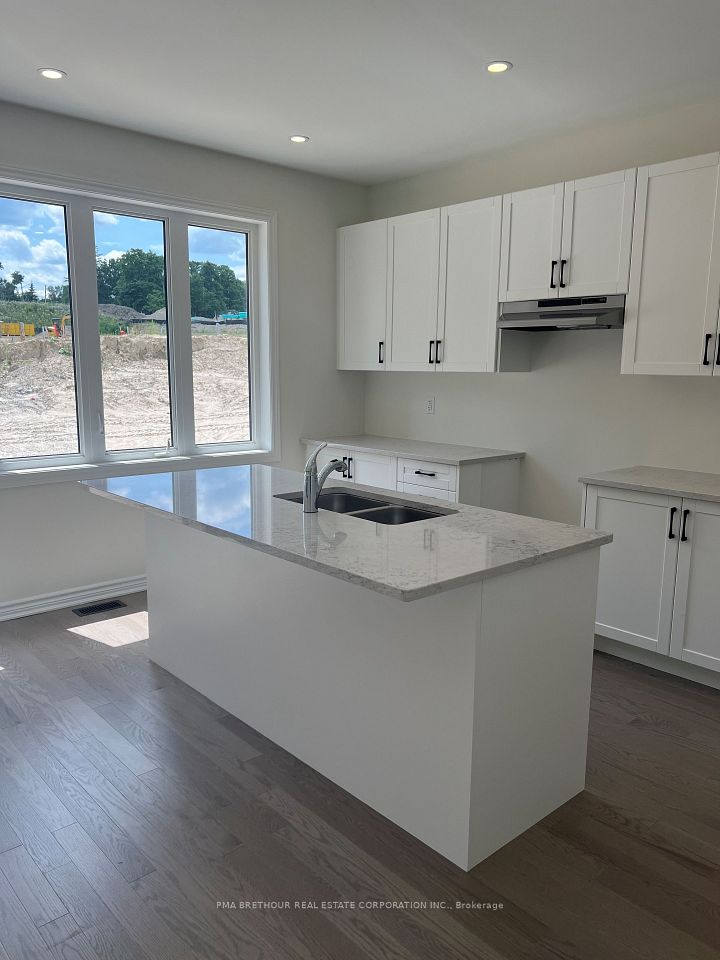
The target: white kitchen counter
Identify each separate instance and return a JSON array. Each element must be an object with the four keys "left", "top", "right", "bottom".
[
  {"left": 301, "top": 434, "right": 524, "bottom": 465},
  {"left": 83, "top": 464, "right": 608, "bottom": 601},
  {"left": 580, "top": 465, "right": 720, "bottom": 503},
  {"left": 80, "top": 463, "right": 608, "bottom": 871}
]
